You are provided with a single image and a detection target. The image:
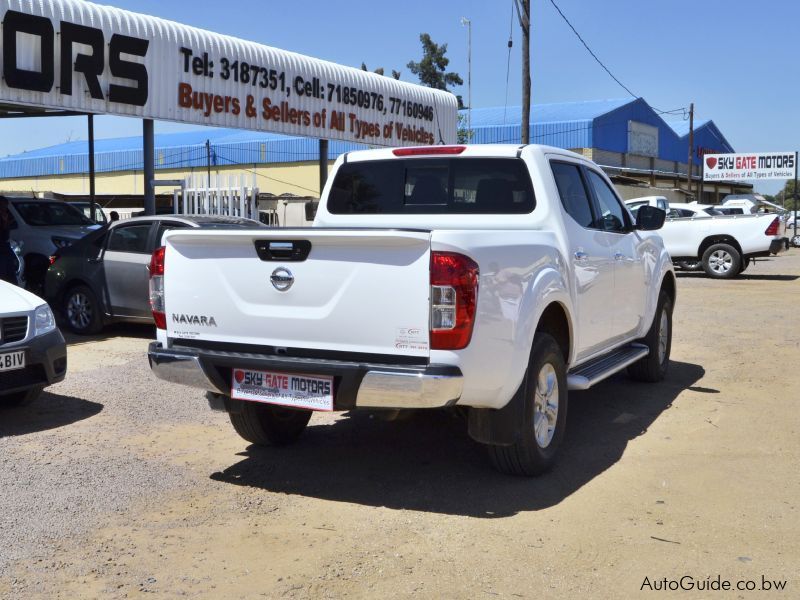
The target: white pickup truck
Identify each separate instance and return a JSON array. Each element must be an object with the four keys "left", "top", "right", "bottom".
[
  {"left": 626, "top": 197, "right": 785, "bottom": 278},
  {"left": 148, "top": 145, "right": 676, "bottom": 476}
]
